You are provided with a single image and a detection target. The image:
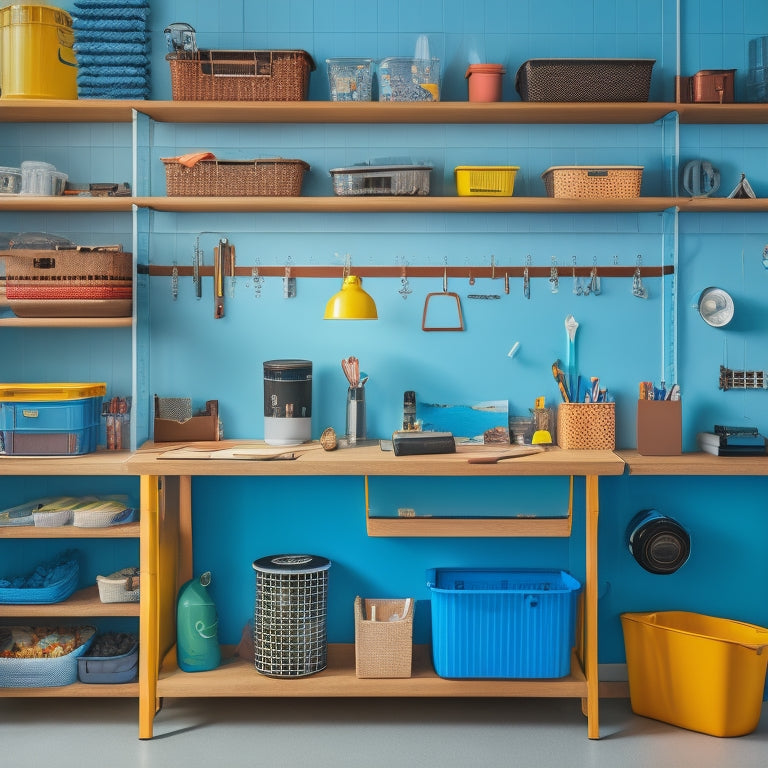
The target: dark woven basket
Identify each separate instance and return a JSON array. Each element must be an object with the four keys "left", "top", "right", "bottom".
[
  {"left": 516, "top": 58, "right": 655, "bottom": 102},
  {"left": 167, "top": 50, "right": 315, "bottom": 101},
  {"left": 162, "top": 158, "right": 310, "bottom": 197}
]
